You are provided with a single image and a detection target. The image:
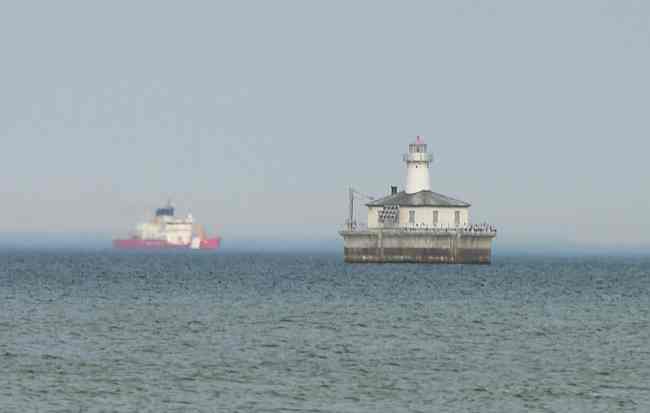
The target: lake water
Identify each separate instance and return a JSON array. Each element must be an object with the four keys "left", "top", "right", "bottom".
[{"left": 1, "top": 251, "right": 649, "bottom": 412}]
